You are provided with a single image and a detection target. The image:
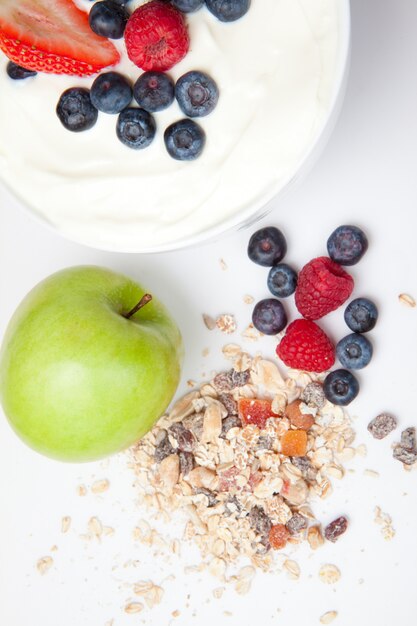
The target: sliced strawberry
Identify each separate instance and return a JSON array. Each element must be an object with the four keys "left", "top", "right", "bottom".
[
  {"left": 0, "top": 0, "right": 120, "bottom": 76},
  {"left": 238, "top": 398, "right": 278, "bottom": 430}
]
